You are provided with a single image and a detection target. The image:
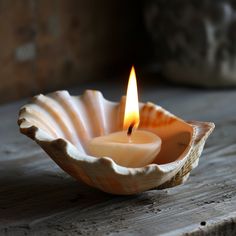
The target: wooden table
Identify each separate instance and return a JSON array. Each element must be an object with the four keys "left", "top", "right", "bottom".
[{"left": 1, "top": 81, "right": 236, "bottom": 235}]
